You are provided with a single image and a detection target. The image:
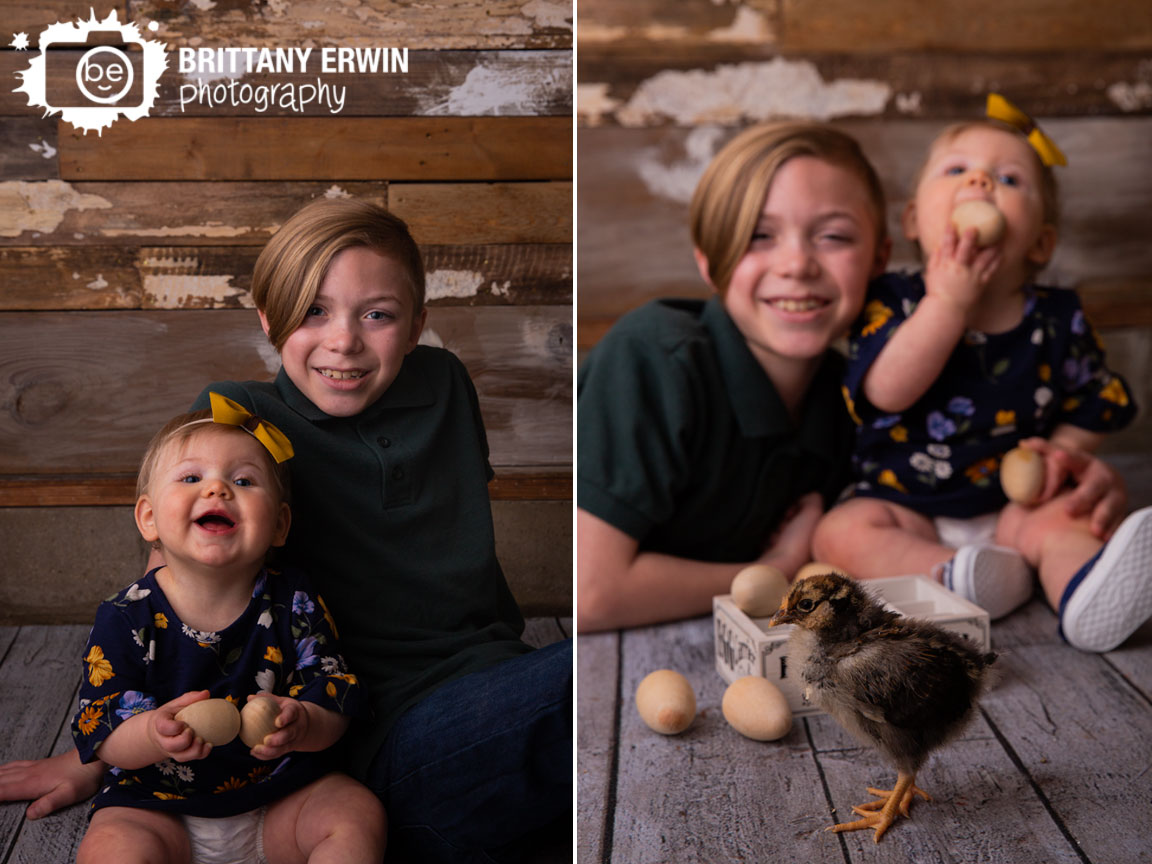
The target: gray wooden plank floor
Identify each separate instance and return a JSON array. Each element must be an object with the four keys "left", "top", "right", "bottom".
[
  {"left": 578, "top": 603, "right": 1152, "bottom": 864},
  {"left": 0, "top": 617, "right": 572, "bottom": 864}
]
